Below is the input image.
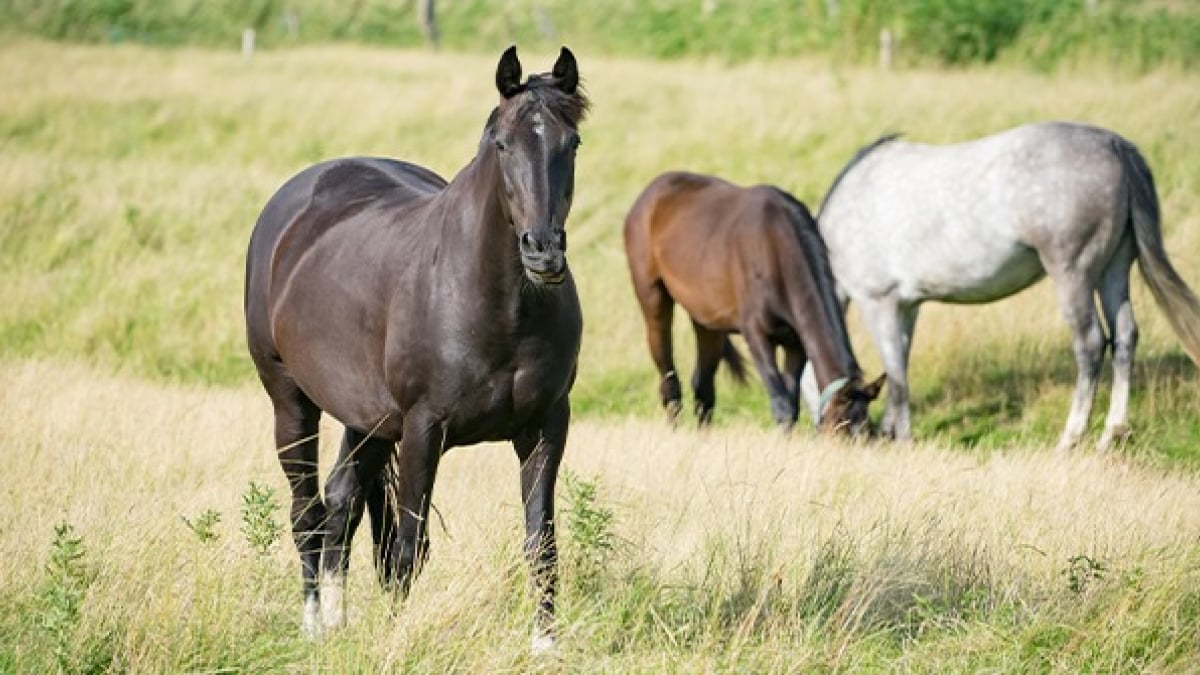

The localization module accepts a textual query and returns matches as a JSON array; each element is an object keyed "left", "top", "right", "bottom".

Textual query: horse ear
[
  {"left": 551, "top": 46, "right": 578, "bottom": 95},
  {"left": 863, "top": 373, "right": 886, "bottom": 400},
  {"left": 496, "top": 45, "right": 523, "bottom": 99}
]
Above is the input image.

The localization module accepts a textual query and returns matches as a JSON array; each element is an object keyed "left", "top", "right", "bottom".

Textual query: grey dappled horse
[{"left": 808, "top": 121, "right": 1200, "bottom": 451}]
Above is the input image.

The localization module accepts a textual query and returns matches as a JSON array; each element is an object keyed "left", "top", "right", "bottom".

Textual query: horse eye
[{"left": 494, "top": 139, "right": 507, "bottom": 152}]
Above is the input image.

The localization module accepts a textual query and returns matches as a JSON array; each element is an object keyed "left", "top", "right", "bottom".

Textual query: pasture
[{"left": 3, "top": 40, "right": 1200, "bottom": 669}]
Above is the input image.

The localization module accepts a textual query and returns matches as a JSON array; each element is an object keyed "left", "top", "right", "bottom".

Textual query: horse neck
[
  {"left": 787, "top": 249, "right": 861, "bottom": 389},
  {"left": 434, "top": 145, "right": 523, "bottom": 290},
  {"left": 806, "top": 321, "right": 861, "bottom": 391}
]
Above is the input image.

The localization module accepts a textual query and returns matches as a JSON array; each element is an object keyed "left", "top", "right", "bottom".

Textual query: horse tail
[
  {"left": 721, "top": 337, "right": 749, "bottom": 384},
  {"left": 1116, "top": 137, "right": 1200, "bottom": 364}
]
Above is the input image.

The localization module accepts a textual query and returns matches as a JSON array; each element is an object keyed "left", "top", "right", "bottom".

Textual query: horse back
[
  {"left": 244, "top": 158, "right": 449, "bottom": 432},
  {"left": 625, "top": 172, "right": 815, "bottom": 331},
  {"left": 818, "top": 122, "right": 1128, "bottom": 303}
]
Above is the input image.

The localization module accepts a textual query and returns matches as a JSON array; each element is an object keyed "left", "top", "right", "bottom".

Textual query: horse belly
[
  {"left": 274, "top": 314, "right": 402, "bottom": 437},
  {"left": 909, "top": 240, "right": 1045, "bottom": 304}
]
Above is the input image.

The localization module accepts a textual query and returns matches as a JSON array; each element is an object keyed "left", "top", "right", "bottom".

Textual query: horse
[
  {"left": 244, "top": 46, "right": 588, "bottom": 651},
  {"left": 623, "top": 171, "right": 884, "bottom": 433},
  {"left": 810, "top": 121, "right": 1200, "bottom": 451}
]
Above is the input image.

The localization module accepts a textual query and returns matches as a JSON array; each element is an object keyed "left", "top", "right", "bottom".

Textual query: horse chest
[{"left": 390, "top": 297, "right": 580, "bottom": 442}]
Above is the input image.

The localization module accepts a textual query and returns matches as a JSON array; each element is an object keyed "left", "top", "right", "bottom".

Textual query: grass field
[
  {"left": 5, "top": 360, "right": 1200, "bottom": 671},
  {"left": 3, "top": 40, "right": 1200, "bottom": 669}
]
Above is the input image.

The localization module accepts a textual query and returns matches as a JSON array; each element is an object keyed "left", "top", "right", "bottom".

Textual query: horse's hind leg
[
  {"left": 265, "top": 379, "right": 325, "bottom": 636},
  {"left": 1051, "top": 273, "right": 1108, "bottom": 452},
  {"left": 635, "top": 280, "right": 683, "bottom": 422},
  {"left": 319, "top": 427, "right": 393, "bottom": 629},
  {"left": 691, "top": 322, "right": 725, "bottom": 425},
  {"left": 365, "top": 451, "right": 400, "bottom": 589},
  {"left": 1097, "top": 238, "right": 1138, "bottom": 451}
]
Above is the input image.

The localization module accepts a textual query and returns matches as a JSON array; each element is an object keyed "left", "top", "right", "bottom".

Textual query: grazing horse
[
  {"left": 811, "top": 121, "right": 1200, "bottom": 451},
  {"left": 244, "top": 46, "right": 588, "bottom": 650},
  {"left": 624, "top": 172, "right": 883, "bottom": 432}
]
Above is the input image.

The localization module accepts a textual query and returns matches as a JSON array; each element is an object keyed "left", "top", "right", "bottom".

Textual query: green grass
[{"left": 3, "top": 41, "right": 1200, "bottom": 465}]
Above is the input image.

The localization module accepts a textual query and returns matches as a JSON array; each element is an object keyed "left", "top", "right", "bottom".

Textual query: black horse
[{"left": 244, "top": 46, "right": 587, "bottom": 650}]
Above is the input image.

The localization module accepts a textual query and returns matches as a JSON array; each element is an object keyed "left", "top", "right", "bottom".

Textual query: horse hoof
[
  {"left": 302, "top": 597, "right": 323, "bottom": 639},
  {"left": 1097, "top": 424, "right": 1131, "bottom": 452},
  {"left": 531, "top": 626, "right": 557, "bottom": 655},
  {"left": 769, "top": 396, "right": 796, "bottom": 429},
  {"left": 1054, "top": 437, "right": 1080, "bottom": 454},
  {"left": 320, "top": 575, "right": 346, "bottom": 630},
  {"left": 665, "top": 400, "right": 683, "bottom": 425}
]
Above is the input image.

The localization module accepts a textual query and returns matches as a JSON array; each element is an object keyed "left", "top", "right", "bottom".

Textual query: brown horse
[
  {"left": 244, "top": 47, "right": 587, "bottom": 650},
  {"left": 624, "top": 172, "right": 883, "bottom": 432}
]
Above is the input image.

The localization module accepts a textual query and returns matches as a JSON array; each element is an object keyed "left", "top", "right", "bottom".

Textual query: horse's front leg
[
  {"left": 782, "top": 346, "right": 808, "bottom": 420},
  {"left": 386, "top": 411, "right": 445, "bottom": 598},
  {"left": 743, "top": 328, "right": 796, "bottom": 430},
  {"left": 513, "top": 395, "right": 569, "bottom": 654},
  {"left": 858, "top": 297, "right": 918, "bottom": 440}
]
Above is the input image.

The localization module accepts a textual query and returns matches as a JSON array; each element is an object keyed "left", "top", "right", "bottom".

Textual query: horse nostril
[
  {"left": 554, "top": 229, "right": 567, "bottom": 252},
  {"left": 520, "top": 231, "right": 537, "bottom": 252}
]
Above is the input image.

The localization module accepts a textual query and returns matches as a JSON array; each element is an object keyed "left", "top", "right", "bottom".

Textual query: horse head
[
  {"left": 818, "top": 373, "right": 885, "bottom": 437},
  {"left": 491, "top": 46, "right": 589, "bottom": 286}
]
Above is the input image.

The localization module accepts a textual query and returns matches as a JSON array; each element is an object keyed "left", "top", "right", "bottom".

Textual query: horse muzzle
[
  {"left": 518, "top": 229, "right": 567, "bottom": 285},
  {"left": 521, "top": 253, "right": 567, "bottom": 285}
]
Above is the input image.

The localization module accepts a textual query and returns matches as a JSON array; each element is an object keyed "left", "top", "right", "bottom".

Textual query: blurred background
[
  {"left": 2, "top": 0, "right": 1198, "bottom": 70},
  {"left": 2, "top": 0, "right": 1198, "bottom": 458}
]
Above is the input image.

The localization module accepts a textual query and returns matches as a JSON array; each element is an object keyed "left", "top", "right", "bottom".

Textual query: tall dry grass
[{"left": 3, "top": 360, "right": 1199, "bottom": 670}]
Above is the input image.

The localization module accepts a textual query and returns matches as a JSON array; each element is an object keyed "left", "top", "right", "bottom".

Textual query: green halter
[{"left": 816, "top": 377, "right": 850, "bottom": 425}]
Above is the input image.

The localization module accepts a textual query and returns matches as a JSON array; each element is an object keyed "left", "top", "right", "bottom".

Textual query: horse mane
[
  {"left": 817, "top": 133, "right": 901, "bottom": 220},
  {"left": 771, "top": 186, "right": 861, "bottom": 377}
]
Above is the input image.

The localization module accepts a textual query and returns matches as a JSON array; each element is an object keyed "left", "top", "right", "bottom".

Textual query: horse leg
[
  {"left": 691, "top": 322, "right": 725, "bottom": 425},
  {"left": 858, "top": 296, "right": 918, "bottom": 440},
  {"left": 1097, "top": 240, "right": 1138, "bottom": 451},
  {"left": 319, "top": 427, "right": 393, "bottom": 630},
  {"left": 782, "top": 346, "right": 808, "bottom": 420},
  {"left": 388, "top": 410, "right": 444, "bottom": 599},
  {"left": 743, "top": 327, "right": 795, "bottom": 430},
  {"left": 267, "top": 381, "right": 325, "bottom": 636},
  {"left": 365, "top": 450, "right": 400, "bottom": 589},
  {"left": 513, "top": 395, "right": 569, "bottom": 654},
  {"left": 1051, "top": 274, "right": 1107, "bottom": 452},
  {"left": 635, "top": 281, "right": 682, "bottom": 423}
]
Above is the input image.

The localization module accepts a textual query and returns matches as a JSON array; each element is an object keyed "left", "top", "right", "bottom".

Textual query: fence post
[
  {"left": 242, "top": 28, "right": 256, "bottom": 60},
  {"left": 418, "top": 0, "right": 440, "bottom": 49}
]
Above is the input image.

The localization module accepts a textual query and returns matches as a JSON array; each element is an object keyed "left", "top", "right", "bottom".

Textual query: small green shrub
[
  {"left": 240, "top": 482, "right": 283, "bottom": 558},
  {"left": 181, "top": 508, "right": 222, "bottom": 544},
  {"left": 561, "top": 470, "right": 616, "bottom": 592},
  {"left": 37, "top": 523, "right": 94, "bottom": 673}
]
